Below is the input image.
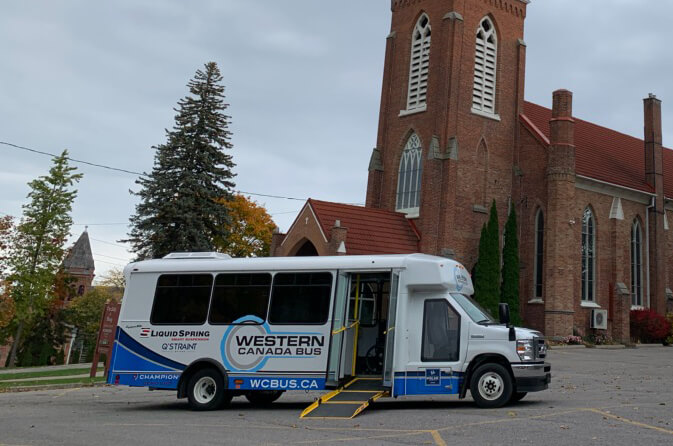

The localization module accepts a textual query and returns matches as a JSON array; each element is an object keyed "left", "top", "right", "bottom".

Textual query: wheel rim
[
  {"left": 478, "top": 372, "right": 504, "bottom": 401},
  {"left": 193, "top": 376, "right": 217, "bottom": 404}
]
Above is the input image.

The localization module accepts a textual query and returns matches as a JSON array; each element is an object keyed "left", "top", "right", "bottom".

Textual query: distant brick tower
[
  {"left": 643, "top": 95, "right": 668, "bottom": 315},
  {"left": 62, "top": 229, "right": 95, "bottom": 302},
  {"left": 366, "top": 0, "right": 529, "bottom": 268}
]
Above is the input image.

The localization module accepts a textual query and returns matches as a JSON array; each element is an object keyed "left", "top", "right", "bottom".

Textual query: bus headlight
[{"left": 516, "top": 340, "right": 535, "bottom": 361}]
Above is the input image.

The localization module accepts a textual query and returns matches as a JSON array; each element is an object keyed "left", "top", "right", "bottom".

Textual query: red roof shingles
[
  {"left": 521, "top": 101, "right": 673, "bottom": 197},
  {"left": 308, "top": 199, "right": 420, "bottom": 255}
]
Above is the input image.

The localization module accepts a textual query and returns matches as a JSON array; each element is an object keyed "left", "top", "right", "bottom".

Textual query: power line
[
  {"left": 0, "top": 141, "right": 144, "bottom": 176},
  {"left": 73, "top": 222, "right": 128, "bottom": 226},
  {"left": 90, "top": 237, "right": 130, "bottom": 249},
  {"left": 94, "top": 258, "right": 127, "bottom": 267},
  {"left": 93, "top": 252, "right": 131, "bottom": 262},
  {"left": 1, "top": 140, "right": 314, "bottom": 202},
  {"left": 237, "top": 191, "right": 305, "bottom": 201}
]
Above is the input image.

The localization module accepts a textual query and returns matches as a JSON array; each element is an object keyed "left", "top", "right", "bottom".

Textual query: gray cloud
[{"left": 2, "top": 0, "right": 672, "bottom": 279}]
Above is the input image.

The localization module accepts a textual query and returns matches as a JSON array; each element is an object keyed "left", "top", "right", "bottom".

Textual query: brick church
[{"left": 271, "top": 0, "right": 673, "bottom": 341}]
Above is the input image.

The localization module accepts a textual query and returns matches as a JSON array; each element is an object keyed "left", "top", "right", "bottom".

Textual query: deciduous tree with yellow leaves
[{"left": 216, "top": 195, "right": 276, "bottom": 258}]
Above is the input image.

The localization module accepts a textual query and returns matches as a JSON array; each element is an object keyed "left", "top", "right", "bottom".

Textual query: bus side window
[
  {"left": 150, "top": 274, "right": 213, "bottom": 325},
  {"left": 268, "top": 272, "right": 332, "bottom": 325},
  {"left": 209, "top": 273, "right": 272, "bottom": 324},
  {"left": 421, "top": 299, "right": 460, "bottom": 362}
]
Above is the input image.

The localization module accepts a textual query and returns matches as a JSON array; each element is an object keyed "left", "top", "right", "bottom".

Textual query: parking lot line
[
  {"left": 52, "top": 388, "right": 80, "bottom": 399},
  {"left": 588, "top": 408, "right": 673, "bottom": 436},
  {"left": 434, "top": 407, "right": 586, "bottom": 433},
  {"left": 100, "top": 402, "right": 673, "bottom": 445},
  {"left": 429, "top": 429, "right": 447, "bottom": 446}
]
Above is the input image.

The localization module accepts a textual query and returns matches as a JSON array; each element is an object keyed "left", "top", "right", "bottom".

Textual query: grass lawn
[
  {"left": 0, "top": 376, "right": 106, "bottom": 391},
  {"left": 0, "top": 367, "right": 104, "bottom": 381}
]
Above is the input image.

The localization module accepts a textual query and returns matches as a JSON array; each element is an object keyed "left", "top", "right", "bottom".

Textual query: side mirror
[{"left": 499, "top": 303, "right": 510, "bottom": 326}]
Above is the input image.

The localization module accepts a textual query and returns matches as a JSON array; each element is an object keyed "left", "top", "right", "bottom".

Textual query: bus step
[{"left": 300, "top": 377, "right": 388, "bottom": 419}]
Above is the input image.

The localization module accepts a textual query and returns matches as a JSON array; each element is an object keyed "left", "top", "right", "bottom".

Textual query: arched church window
[
  {"left": 396, "top": 133, "right": 423, "bottom": 215},
  {"left": 581, "top": 207, "right": 596, "bottom": 302},
  {"left": 406, "top": 14, "right": 431, "bottom": 111},
  {"left": 631, "top": 219, "right": 643, "bottom": 307},
  {"left": 472, "top": 17, "right": 498, "bottom": 115},
  {"left": 534, "top": 209, "right": 544, "bottom": 299}
]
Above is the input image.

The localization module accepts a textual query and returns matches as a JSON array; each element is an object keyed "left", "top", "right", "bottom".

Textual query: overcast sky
[{"left": 2, "top": 0, "right": 673, "bottom": 280}]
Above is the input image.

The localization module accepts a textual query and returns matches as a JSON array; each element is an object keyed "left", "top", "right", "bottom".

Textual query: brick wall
[
  {"left": 273, "top": 205, "right": 331, "bottom": 256},
  {"left": 367, "top": 0, "right": 527, "bottom": 270}
]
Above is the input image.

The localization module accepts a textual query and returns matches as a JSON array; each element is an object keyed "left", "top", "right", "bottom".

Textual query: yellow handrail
[
  {"left": 351, "top": 274, "right": 361, "bottom": 376},
  {"left": 332, "top": 320, "right": 359, "bottom": 335}
]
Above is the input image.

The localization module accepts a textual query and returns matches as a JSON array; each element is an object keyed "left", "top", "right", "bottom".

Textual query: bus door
[
  {"left": 382, "top": 271, "right": 399, "bottom": 387},
  {"left": 326, "top": 272, "right": 350, "bottom": 386}
]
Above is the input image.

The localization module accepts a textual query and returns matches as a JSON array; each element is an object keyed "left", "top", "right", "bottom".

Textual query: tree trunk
[{"left": 7, "top": 321, "right": 24, "bottom": 368}]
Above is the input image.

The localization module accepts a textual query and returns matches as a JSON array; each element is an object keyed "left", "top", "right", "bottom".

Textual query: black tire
[
  {"left": 509, "top": 391, "right": 527, "bottom": 403},
  {"left": 364, "top": 344, "right": 385, "bottom": 375},
  {"left": 186, "top": 368, "right": 229, "bottom": 411},
  {"left": 469, "top": 363, "right": 513, "bottom": 408},
  {"left": 245, "top": 390, "right": 284, "bottom": 406}
]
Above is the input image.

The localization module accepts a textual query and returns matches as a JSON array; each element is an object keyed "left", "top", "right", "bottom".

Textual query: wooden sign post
[{"left": 90, "top": 302, "right": 121, "bottom": 379}]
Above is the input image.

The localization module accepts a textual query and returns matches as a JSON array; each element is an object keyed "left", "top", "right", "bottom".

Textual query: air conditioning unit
[{"left": 590, "top": 309, "right": 608, "bottom": 330}]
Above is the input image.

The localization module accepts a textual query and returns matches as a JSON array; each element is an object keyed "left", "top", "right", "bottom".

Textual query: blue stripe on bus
[
  {"left": 394, "top": 376, "right": 462, "bottom": 396},
  {"left": 108, "top": 327, "right": 186, "bottom": 386}
]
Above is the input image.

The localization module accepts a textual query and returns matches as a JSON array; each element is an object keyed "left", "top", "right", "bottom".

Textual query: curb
[
  {"left": 592, "top": 344, "right": 626, "bottom": 349},
  {"left": 635, "top": 343, "right": 671, "bottom": 348},
  {"left": 0, "top": 382, "right": 107, "bottom": 394},
  {"left": 548, "top": 344, "right": 586, "bottom": 350}
]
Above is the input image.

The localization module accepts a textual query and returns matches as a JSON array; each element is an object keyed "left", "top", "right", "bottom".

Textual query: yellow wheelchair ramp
[{"left": 300, "top": 377, "right": 388, "bottom": 419}]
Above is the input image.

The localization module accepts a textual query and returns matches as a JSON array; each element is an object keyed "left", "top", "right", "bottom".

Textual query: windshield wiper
[{"left": 476, "top": 319, "right": 493, "bottom": 325}]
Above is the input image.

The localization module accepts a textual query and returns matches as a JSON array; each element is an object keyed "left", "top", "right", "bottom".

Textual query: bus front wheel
[
  {"left": 187, "top": 368, "right": 231, "bottom": 411},
  {"left": 469, "top": 363, "right": 513, "bottom": 408}
]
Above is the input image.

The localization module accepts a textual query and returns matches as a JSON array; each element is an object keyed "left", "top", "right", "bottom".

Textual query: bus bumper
[{"left": 511, "top": 362, "right": 551, "bottom": 392}]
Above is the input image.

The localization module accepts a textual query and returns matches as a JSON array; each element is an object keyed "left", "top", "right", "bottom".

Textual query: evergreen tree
[
  {"left": 5, "top": 151, "right": 81, "bottom": 367},
  {"left": 473, "top": 223, "right": 489, "bottom": 308},
  {"left": 127, "top": 62, "right": 236, "bottom": 259},
  {"left": 473, "top": 200, "right": 500, "bottom": 317},
  {"left": 501, "top": 205, "right": 521, "bottom": 325}
]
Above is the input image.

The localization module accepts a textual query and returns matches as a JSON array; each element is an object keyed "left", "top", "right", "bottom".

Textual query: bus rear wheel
[
  {"left": 469, "top": 363, "right": 513, "bottom": 408},
  {"left": 187, "top": 368, "right": 230, "bottom": 411},
  {"left": 245, "top": 390, "right": 284, "bottom": 406}
]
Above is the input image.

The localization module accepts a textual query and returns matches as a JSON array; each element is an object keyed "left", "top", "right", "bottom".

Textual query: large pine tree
[
  {"left": 473, "top": 200, "right": 501, "bottom": 317},
  {"left": 127, "top": 62, "right": 236, "bottom": 259},
  {"left": 501, "top": 205, "right": 521, "bottom": 325}
]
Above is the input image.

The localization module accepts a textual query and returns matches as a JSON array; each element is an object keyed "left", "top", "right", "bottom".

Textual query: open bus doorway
[{"left": 346, "top": 272, "right": 391, "bottom": 377}]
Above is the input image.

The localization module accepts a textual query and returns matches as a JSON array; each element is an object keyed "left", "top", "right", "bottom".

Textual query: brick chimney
[
  {"left": 329, "top": 220, "right": 348, "bottom": 256},
  {"left": 644, "top": 94, "right": 663, "bottom": 191},
  {"left": 544, "top": 89, "right": 576, "bottom": 338},
  {"left": 548, "top": 89, "right": 575, "bottom": 177},
  {"left": 644, "top": 94, "right": 667, "bottom": 314},
  {"left": 269, "top": 227, "right": 285, "bottom": 257}
]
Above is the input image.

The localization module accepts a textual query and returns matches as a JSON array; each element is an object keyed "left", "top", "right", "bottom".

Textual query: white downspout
[{"left": 646, "top": 197, "right": 655, "bottom": 309}]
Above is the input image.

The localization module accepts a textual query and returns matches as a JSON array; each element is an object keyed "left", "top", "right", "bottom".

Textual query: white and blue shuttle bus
[{"left": 108, "top": 253, "right": 550, "bottom": 416}]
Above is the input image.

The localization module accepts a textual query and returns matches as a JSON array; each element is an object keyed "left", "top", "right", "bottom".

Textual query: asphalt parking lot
[{"left": 1, "top": 346, "right": 672, "bottom": 446}]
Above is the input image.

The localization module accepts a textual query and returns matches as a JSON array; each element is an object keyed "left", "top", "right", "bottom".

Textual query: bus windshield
[{"left": 450, "top": 293, "right": 496, "bottom": 325}]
